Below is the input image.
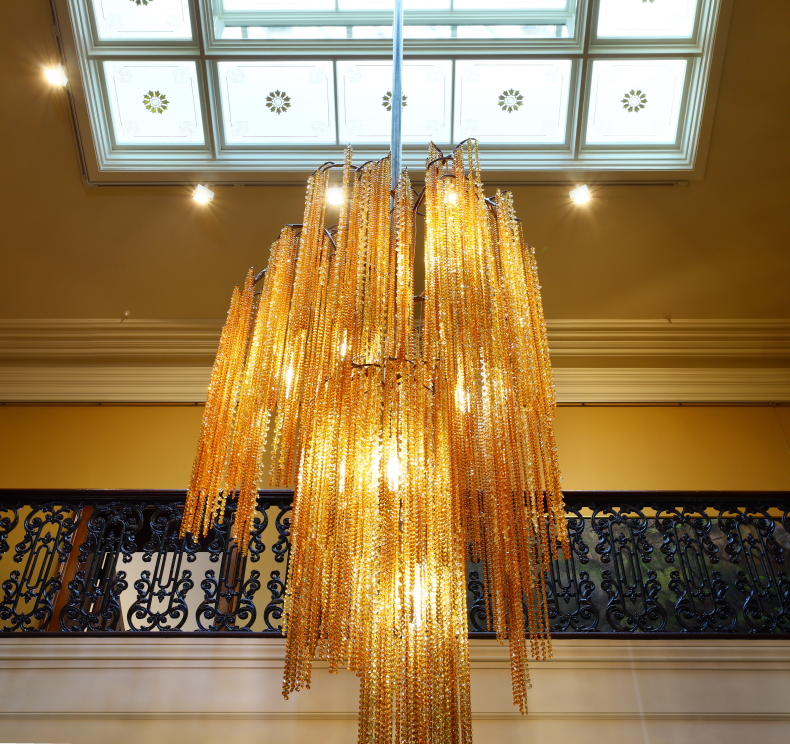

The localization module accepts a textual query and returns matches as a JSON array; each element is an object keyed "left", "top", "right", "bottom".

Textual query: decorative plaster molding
[
  {"left": 547, "top": 319, "right": 790, "bottom": 359},
  {"left": 1, "top": 638, "right": 789, "bottom": 672},
  {"left": 1, "top": 638, "right": 788, "bottom": 741},
  {"left": 0, "top": 365, "right": 788, "bottom": 403},
  {"left": 0, "top": 320, "right": 789, "bottom": 402},
  {"left": 0, "top": 319, "right": 224, "bottom": 364},
  {"left": 1, "top": 319, "right": 789, "bottom": 364},
  {"left": 0, "top": 711, "right": 787, "bottom": 721},
  {"left": 552, "top": 367, "right": 790, "bottom": 402},
  {"left": 0, "top": 366, "right": 211, "bottom": 403}
]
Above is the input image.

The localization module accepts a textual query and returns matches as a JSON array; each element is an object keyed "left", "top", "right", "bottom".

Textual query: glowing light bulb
[
  {"left": 455, "top": 382, "right": 469, "bottom": 413},
  {"left": 326, "top": 187, "right": 345, "bottom": 205},
  {"left": 569, "top": 184, "right": 591, "bottom": 205},
  {"left": 193, "top": 184, "right": 215, "bottom": 205},
  {"left": 446, "top": 190, "right": 458, "bottom": 204},
  {"left": 386, "top": 450, "right": 401, "bottom": 491},
  {"left": 45, "top": 65, "right": 68, "bottom": 86}
]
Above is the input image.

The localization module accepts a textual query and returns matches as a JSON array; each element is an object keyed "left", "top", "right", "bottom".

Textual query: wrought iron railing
[{"left": 0, "top": 490, "right": 788, "bottom": 636}]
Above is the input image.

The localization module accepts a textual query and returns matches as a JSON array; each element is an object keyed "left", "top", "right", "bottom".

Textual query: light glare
[
  {"left": 192, "top": 184, "right": 215, "bottom": 205},
  {"left": 45, "top": 65, "right": 68, "bottom": 86},
  {"left": 386, "top": 450, "right": 401, "bottom": 491},
  {"left": 326, "top": 187, "right": 345, "bottom": 205},
  {"left": 569, "top": 184, "right": 591, "bottom": 205}
]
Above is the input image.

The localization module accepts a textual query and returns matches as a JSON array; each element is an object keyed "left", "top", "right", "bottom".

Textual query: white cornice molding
[
  {"left": 1, "top": 319, "right": 789, "bottom": 363},
  {"left": 0, "top": 367, "right": 212, "bottom": 403},
  {"left": 3, "top": 637, "right": 788, "bottom": 735},
  {"left": 1, "top": 637, "right": 788, "bottom": 670},
  {"left": 0, "top": 366, "right": 788, "bottom": 403},
  {"left": 547, "top": 319, "right": 790, "bottom": 358},
  {"left": 553, "top": 367, "right": 790, "bottom": 402},
  {"left": 0, "top": 319, "right": 789, "bottom": 402},
  {"left": 1, "top": 712, "right": 787, "bottom": 721},
  {"left": 0, "top": 319, "right": 224, "bottom": 363}
]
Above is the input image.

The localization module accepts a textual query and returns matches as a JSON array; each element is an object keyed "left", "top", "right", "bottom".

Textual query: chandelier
[{"left": 182, "top": 4, "right": 568, "bottom": 743}]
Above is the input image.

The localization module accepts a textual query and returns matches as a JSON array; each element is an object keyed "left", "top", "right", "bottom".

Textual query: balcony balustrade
[{"left": 0, "top": 490, "right": 788, "bottom": 637}]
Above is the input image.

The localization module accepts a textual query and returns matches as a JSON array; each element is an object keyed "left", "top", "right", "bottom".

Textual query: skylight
[{"left": 59, "top": 0, "right": 723, "bottom": 180}]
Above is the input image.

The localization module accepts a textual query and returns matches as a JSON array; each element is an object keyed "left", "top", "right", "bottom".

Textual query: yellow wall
[
  {"left": 0, "top": 405, "right": 203, "bottom": 489},
  {"left": 555, "top": 405, "right": 790, "bottom": 491},
  {"left": 0, "top": 404, "right": 788, "bottom": 491}
]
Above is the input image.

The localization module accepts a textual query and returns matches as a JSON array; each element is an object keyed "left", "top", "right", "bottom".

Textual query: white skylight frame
[{"left": 54, "top": 0, "right": 728, "bottom": 183}]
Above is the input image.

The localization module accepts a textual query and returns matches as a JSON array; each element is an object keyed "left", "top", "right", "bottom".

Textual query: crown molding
[
  {"left": 547, "top": 319, "right": 790, "bottom": 359},
  {"left": 0, "top": 320, "right": 224, "bottom": 364},
  {"left": 1, "top": 636, "right": 788, "bottom": 669},
  {"left": 0, "top": 367, "right": 211, "bottom": 403},
  {"left": 1, "top": 319, "right": 789, "bottom": 364},
  {"left": 553, "top": 367, "right": 790, "bottom": 403},
  {"left": 0, "top": 319, "right": 789, "bottom": 402},
  {"left": 0, "top": 366, "right": 787, "bottom": 403}
]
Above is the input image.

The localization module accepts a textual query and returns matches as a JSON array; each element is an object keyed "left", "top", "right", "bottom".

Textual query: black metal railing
[{"left": 0, "top": 490, "right": 788, "bottom": 636}]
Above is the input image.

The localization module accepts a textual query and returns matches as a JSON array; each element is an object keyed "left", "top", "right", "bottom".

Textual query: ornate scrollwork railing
[{"left": 0, "top": 490, "right": 788, "bottom": 636}]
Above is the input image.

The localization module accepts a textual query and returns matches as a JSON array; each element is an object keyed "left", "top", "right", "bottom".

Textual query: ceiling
[{"left": 1, "top": 0, "right": 789, "bottom": 322}]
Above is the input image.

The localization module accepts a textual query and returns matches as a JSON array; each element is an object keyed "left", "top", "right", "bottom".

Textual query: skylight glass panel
[
  {"left": 337, "top": 61, "right": 452, "bottom": 144},
  {"left": 597, "top": 0, "right": 698, "bottom": 39},
  {"left": 67, "top": 0, "right": 721, "bottom": 174},
  {"left": 454, "top": 60, "right": 572, "bottom": 144},
  {"left": 454, "top": 0, "right": 569, "bottom": 8},
  {"left": 244, "top": 26, "right": 349, "bottom": 39},
  {"left": 403, "top": 26, "right": 454, "bottom": 38},
  {"left": 351, "top": 26, "right": 393, "bottom": 38},
  {"left": 340, "top": 1, "right": 451, "bottom": 8},
  {"left": 217, "top": 61, "right": 336, "bottom": 144},
  {"left": 348, "top": 26, "right": 458, "bottom": 39},
  {"left": 91, "top": 0, "right": 192, "bottom": 40},
  {"left": 103, "top": 61, "right": 204, "bottom": 144},
  {"left": 222, "top": 1, "right": 335, "bottom": 9},
  {"left": 456, "top": 25, "right": 568, "bottom": 38},
  {"left": 585, "top": 59, "right": 687, "bottom": 144}
]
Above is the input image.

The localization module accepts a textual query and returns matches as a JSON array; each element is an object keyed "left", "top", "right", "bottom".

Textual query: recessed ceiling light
[
  {"left": 569, "top": 184, "right": 591, "bottom": 205},
  {"left": 326, "top": 187, "right": 345, "bottom": 205},
  {"left": 45, "top": 65, "right": 68, "bottom": 86},
  {"left": 193, "top": 184, "right": 215, "bottom": 205}
]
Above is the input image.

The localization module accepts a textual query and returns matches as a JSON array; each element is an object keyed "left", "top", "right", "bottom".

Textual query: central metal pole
[{"left": 391, "top": 0, "right": 404, "bottom": 190}]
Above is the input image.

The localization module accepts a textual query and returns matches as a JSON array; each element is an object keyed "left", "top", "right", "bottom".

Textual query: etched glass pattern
[
  {"left": 91, "top": 0, "right": 192, "bottom": 40},
  {"left": 597, "top": 0, "right": 698, "bottom": 39},
  {"left": 218, "top": 61, "right": 336, "bottom": 144},
  {"left": 586, "top": 59, "right": 688, "bottom": 144},
  {"left": 103, "top": 61, "right": 204, "bottom": 145},
  {"left": 337, "top": 61, "right": 452, "bottom": 143},
  {"left": 455, "top": 59, "right": 572, "bottom": 144}
]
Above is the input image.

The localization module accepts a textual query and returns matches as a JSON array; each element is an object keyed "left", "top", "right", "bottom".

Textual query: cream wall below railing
[
  {"left": 0, "top": 404, "right": 788, "bottom": 490},
  {"left": 0, "top": 638, "right": 788, "bottom": 744}
]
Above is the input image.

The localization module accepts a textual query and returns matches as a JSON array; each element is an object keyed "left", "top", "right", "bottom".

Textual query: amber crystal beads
[{"left": 182, "top": 141, "right": 567, "bottom": 744}]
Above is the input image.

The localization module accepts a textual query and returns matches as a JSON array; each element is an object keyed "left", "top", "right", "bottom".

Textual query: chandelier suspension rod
[{"left": 391, "top": 0, "right": 404, "bottom": 190}]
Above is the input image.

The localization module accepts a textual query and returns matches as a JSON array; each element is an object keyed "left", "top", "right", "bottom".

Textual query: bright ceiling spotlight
[
  {"left": 326, "top": 186, "right": 345, "bottom": 205},
  {"left": 192, "top": 184, "right": 215, "bottom": 205},
  {"left": 569, "top": 184, "right": 591, "bottom": 205},
  {"left": 44, "top": 65, "right": 68, "bottom": 86}
]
